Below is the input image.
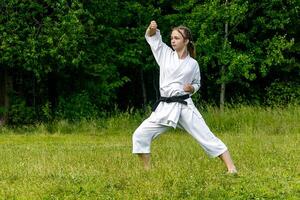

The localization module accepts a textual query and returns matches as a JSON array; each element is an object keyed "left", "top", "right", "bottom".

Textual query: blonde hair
[{"left": 172, "top": 25, "right": 196, "bottom": 58}]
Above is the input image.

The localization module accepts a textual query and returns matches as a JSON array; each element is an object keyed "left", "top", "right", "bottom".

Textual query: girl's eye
[{"left": 171, "top": 36, "right": 180, "bottom": 40}]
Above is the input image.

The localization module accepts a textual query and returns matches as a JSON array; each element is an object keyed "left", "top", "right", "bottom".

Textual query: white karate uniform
[{"left": 132, "top": 30, "right": 227, "bottom": 157}]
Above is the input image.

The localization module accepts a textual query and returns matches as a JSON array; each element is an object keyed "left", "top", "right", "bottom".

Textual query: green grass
[{"left": 0, "top": 105, "right": 299, "bottom": 199}]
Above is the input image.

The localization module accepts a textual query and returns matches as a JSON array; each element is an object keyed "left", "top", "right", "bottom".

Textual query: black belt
[{"left": 152, "top": 94, "right": 190, "bottom": 111}]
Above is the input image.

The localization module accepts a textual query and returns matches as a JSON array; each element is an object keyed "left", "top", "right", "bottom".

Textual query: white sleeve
[
  {"left": 191, "top": 63, "right": 201, "bottom": 94},
  {"left": 145, "top": 29, "right": 173, "bottom": 67}
]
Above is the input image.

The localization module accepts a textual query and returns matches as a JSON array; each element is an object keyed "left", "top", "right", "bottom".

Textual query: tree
[
  {"left": 187, "top": 0, "right": 296, "bottom": 107},
  {"left": 0, "top": 1, "right": 90, "bottom": 123}
]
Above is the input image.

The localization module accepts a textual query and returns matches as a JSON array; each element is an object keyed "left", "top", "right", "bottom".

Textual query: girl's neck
[{"left": 176, "top": 49, "right": 188, "bottom": 59}]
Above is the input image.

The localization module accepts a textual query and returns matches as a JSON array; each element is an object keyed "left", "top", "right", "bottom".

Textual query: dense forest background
[{"left": 0, "top": 0, "right": 299, "bottom": 124}]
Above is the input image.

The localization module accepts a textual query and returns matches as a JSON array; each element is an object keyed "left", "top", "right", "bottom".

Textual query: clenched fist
[
  {"left": 146, "top": 20, "right": 157, "bottom": 36},
  {"left": 183, "top": 84, "right": 194, "bottom": 93}
]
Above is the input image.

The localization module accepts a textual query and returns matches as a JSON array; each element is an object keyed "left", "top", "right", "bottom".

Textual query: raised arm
[{"left": 145, "top": 21, "right": 173, "bottom": 67}]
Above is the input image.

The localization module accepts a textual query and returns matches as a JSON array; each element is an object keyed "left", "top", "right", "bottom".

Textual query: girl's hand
[
  {"left": 183, "top": 84, "right": 194, "bottom": 93},
  {"left": 146, "top": 21, "right": 157, "bottom": 36}
]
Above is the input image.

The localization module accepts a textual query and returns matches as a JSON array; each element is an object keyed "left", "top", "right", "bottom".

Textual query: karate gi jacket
[{"left": 146, "top": 30, "right": 202, "bottom": 128}]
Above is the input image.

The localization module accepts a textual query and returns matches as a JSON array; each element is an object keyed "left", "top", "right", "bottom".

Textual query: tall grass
[
  {"left": 0, "top": 105, "right": 299, "bottom": 199},
  {"left": 1, "top": 104, "right": 298, "bottom": 136},
  {"left": 203, "top": 104, "right": 300, "bottom": 135}
]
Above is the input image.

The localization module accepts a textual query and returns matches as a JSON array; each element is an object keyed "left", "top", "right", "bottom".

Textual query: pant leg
[
  {"left": 178, "top": 107, "right": 228, "bottom": 157},
  {"left": 132, "top": 117, "right": 169, "bottom": 154}
]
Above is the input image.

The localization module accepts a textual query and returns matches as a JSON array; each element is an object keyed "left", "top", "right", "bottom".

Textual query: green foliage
[
  {"left": 0, "top": 107, "right": 6, "bottom": 117},
  {"left": 40, "top": 101, "right": 52, "bottom": 122},
  {"left": 183, "top": 0, "right": 299, "bottom": 104},
  {"left": 0, "top": 0, "right": 299, "bottom": 124},
  {"left": 261, "top": 35, "right": 294, "bottom": 76},
  {"left": 265, "top": 81, "right": 300, "bottom": 106},
  {"left": 56, "top": 92, "right": 98, "bottom": 121},
  {"left": 195, "top": 1, "right": 294, "bottom": 75},
  {"left": 1, "top": 0, "right": 130, "bottom": 124},
  {"left": 0, "top": 0, "right": 86, "bottom": 78},
  {"left": 8, "top": 97, "right": 36, "bottom": 125}
]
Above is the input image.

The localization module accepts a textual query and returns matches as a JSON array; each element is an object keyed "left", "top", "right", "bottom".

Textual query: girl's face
[{"left": 171, "top": 30, "right": 188, "bottom": 52}]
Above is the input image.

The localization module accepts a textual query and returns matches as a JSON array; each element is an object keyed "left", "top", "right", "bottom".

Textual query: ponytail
[{"left": 187, "top": 41, "right": 196, "bottom": 58}]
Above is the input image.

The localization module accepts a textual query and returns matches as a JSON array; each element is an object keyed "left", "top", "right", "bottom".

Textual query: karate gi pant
[{"left": 132, "top": 106, "right": 228, "bottom": 158}]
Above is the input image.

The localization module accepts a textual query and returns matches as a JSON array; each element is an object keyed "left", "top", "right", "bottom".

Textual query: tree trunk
[
  {"left": 220, "top": 0, "right": 229, "bottom": 112},
  {"left": 48, "top": 72, "right": 58, "bottom": 111},
  {"left": 0, "top": 68, "right": 12, "bottom": 125},
  {"left": 220, "top": 67, "right": 226, "bottom": 112}
]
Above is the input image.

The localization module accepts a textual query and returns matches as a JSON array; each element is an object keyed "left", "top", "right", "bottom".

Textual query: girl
[{"left": 132, "top": 21, "right": 237, "bottom": 174}]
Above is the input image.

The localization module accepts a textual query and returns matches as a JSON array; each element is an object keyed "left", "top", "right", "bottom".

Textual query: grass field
[{"left": 0, "top": 105, "right": 299, "bottom": 199}]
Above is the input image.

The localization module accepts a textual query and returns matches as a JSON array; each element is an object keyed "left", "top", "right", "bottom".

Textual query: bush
[
  {"left": 265, "top": 81, "right": 300, "bottom": 106},
  {"left": 8, "top": 97, "right": 36, "bottom": 125},
  {"left": 0, "top": 106, "right": 6, "bottom": 117},
  {"left": 55, "top": 92, "right": 98, "bottom": 121}
]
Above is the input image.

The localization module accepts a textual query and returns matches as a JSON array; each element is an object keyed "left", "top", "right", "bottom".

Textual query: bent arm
[
  {"left": 183, "top": 65, "right": 201, "bottom": 94},
  {"left": 191, "top": 64, "right": 201, "bottom": 94},
  {"left": 145, "top": 21, "right": 173, "bottom": 67}
]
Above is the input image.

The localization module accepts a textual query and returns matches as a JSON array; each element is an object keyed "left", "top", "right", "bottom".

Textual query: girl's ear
[{"left": 185, "top": 39, "right": 189, "bottom": 45}]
